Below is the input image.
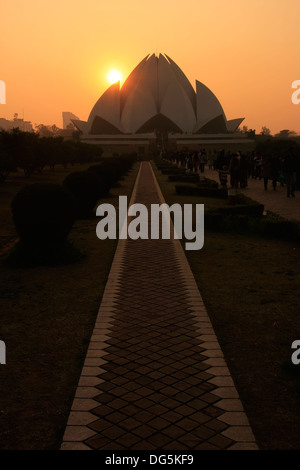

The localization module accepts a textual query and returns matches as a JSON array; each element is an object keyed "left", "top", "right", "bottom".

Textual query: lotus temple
[{"left": 73, "top": 53, "right": 254, "bottom": 154}]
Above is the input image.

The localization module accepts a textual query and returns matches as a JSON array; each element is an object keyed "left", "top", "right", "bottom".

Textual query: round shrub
[
  {"left": 63, "top": 170, "right": 107, "bottom": 218},
  {"left": 89, "top": 155, "right": 136, "bottom": 189},
  {"left": 99, "top": 159, "right": 123, "bottom": 186},
  {"left": 11, "top": 183, "right": 77, "bottom": 245},
  {"left": 88, "top": 164, "right": 112, "bottom": 192}
]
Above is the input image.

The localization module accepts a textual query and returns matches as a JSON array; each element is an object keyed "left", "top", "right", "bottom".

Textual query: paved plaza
[
  {"left": 205, "top": 167, "right": 300, "bottom": 222},
  {"left": 61, "top": 162, "right": 258, "bottom": 451}
]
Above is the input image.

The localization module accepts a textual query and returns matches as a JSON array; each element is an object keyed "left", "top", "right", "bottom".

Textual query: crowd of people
[{"left": 162, "top": 147, "right": 299, "bottom": 198}]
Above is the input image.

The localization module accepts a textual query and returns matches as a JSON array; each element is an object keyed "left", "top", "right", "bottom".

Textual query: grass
[
  {"left": 4, "top": 239, "right": 85, "bottom": 267},
  {"left": 153, "top": 159, "right": 300, "bottom": 450},
  {"left": 0, "top": 162, "right": 139, "bottom": 450}
]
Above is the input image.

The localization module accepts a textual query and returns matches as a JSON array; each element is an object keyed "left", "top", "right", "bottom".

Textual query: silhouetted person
[
  {"left": 216, "top": 149, "right": 226, "bottom": 170},
  {"left": 262, "top": 155, "right": 272, "bottom": 190},
  {"left": 283, "top": 148, "right": 297, "bottom": 197},
  {"left": 198, "top": 150, "right": 205, "bottom": 173},
  {"left": 219, "top": 164, "right": 228, "bottom": 189},
  {"left": 239, "top": 153, "right": 249, "bottom": 188},
  {"left": 229, "top": 152, "right": 241, "bottom": 189},
  {"left": 270, "top": 156, "right": 280, "bottom": 190},
  {"left": 253, "top": 153, "right": 262, "bottom": 179}
]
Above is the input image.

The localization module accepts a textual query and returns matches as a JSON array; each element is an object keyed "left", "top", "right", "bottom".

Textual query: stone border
[{"left": 61, "top": 164, "right": 142, "bottom": 450}]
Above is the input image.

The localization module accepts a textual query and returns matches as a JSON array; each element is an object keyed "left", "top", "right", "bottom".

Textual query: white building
[
  {"left": 0, "top": 114, "right": 33, "bottom": 132},
  {"left": 73, "top": 53, "right": 253, "bottom": 153},
  {"left": 62, "top": 111, "right": 80, "bottom": 129}
]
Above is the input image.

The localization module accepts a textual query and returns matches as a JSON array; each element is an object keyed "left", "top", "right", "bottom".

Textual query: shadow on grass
[
  {"left": 4, "top": 239, "right": 85, "bottom": 267},
  {"left": 281, "top": 360, "right": 300, "bottom": 379}
]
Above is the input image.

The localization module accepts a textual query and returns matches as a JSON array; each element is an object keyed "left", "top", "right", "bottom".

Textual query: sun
[{"left": 107, "top": 69, "right": 123, "bottom": 85}]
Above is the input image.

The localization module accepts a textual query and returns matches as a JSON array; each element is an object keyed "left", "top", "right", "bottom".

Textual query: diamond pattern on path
[{"left": 61, "top": 162, "right": 258, "bottom": 451}]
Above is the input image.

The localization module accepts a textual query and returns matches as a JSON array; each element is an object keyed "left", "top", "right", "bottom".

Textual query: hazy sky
[{"left": 1, "top": 0, "right": 300, "bottom": 134}]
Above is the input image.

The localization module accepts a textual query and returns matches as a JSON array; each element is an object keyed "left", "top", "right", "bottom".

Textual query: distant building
[
  {"left": 72, "top": 53, "right": 254, "bottom": 153},
  {"left": 0, "top": 113, "right": 33, "bottom": 132},
  {"left": 62, "top": 112, "right": 80, "bottom": 129}
]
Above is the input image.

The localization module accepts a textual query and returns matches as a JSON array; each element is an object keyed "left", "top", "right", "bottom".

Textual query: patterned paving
[{"left": 61, "top": 162, "right": 258, "bottom": 451}]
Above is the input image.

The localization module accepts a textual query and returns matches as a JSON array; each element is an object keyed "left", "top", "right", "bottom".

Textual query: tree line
[{"left": 0, "top": 128, "right": 103, "bottom": 183}]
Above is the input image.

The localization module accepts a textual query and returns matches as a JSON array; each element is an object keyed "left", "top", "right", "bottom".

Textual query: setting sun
[{"left": 107, "top": 69, "right": 123, "bottom": 85}]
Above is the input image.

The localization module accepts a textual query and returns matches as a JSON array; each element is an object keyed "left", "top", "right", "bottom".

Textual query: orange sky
[{"left": 1, "top": 0, "right": 300, "bottom": 134}]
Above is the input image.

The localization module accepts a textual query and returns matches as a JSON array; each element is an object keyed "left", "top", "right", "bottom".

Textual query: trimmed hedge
[
  {"left": 208, "top": 201, "right": 264, "bottom": 217},
  {"left": 89, "top": 154, "right": 136, "bottom": 189},
  {"left": 88, "top": 164, "right": 112, "bottom": 192},
  {"left": 175, "top": 184, "right": 227, "bottom": 199},
  {"left": 197, "top": 178, "right": 219, "bottom": 189},
  {"left": 205, "top": 213, "right": 251, "bottom": 232},
  {"left": 161, "top": 167, "right": 186, "bottom": 175},
  {"left": 258, "top": 212, "right": 300, "bottom": 241},
  {"left": 64, "top": 154, "right": 136, "bottom": 218},
  {"left": 63, "top": 170, "right": 107, "bottom": 218},
  {"left": 154, "top": 162, "right": 175, "bottom": 170},
  {"left": 168, "top": 174, "right": 201, "bottom": 183}
]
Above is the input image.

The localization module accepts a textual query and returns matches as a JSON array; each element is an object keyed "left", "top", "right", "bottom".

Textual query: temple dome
[{"left": 73, "top": 53, "right": 243, "bottom": 135}]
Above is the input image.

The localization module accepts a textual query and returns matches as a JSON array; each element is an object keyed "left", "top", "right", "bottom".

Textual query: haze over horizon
[{"left": 1, "top": 0, "right": 300, "bottom": 134}]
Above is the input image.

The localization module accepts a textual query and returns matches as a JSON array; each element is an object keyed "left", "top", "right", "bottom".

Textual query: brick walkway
[
  {"left": 205, "top": 167, "right": 300, "bottom": 221},
  {"left": 61, "top": 162, "right": 258, "bottom": 451}
]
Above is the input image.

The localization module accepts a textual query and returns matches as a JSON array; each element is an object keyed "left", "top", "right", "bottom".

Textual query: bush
[
  {"left": 89, "top": 154, "right": 136, "bottom": 189},
  {"left": 210, "top": 202, "right": 264, "bottom": 217},
  {"left": 161, "top": 167, "right": 186, "bottom": 175},
  {"left": 88, "top": 164, "right": 112, "bottom": 192},
  {"left": 205, "top": 213, "right": 252, "bottom": 232},
  {"left": 0, "top": 149, "right": 16, "bottom": 183},
  {"left": 175, "top": 184, "right": 226, "bottom": 198},
  {"left": 11, "top": 183, "right": 76, "bottom": 245},
  {"left": 168, "top": 174, "right": 200, "bottom": 183},
  {"left": 198, "top": 178, "right": 219, "bottom": 189},
  {"left": 63, "top": 170, "right": 107, "bottom": 218},
  {"left": 155, "top": 163, "right": 175, "bottom": 171},
  {"left": 258, "top": 212, "right": 300, "bottom": 241}
]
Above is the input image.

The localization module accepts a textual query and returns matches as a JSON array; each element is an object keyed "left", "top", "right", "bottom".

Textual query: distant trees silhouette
[
  {"left": 0, "top": 128, "right": 103, "bottom": 182},
  {"left": 274, "top": 129, "right": 298, "bottom": 138},
  {"left": 260, "top": 126, "right": 271, "bottom": 136}
]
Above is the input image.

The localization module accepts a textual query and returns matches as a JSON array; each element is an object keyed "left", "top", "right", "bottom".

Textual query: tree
[
  {"left": 49, "top": 124, "right": 61, "bottom": 136},
  {"left": 35, "top": 124, "right": 54, "bottom": 137},
  {"left": 261, "top": 126, "right": 271, "bottom": 136},
  {"left": 0, "top": 147, "right": 13, "bottom": 183},
  {"left": 274, "top": 129, "right": 297, "bottom": 138}
]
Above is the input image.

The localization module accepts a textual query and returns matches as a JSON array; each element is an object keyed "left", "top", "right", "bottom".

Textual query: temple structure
[{"left": 73, "top": 53, "right": 254, "bottom": 153}]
